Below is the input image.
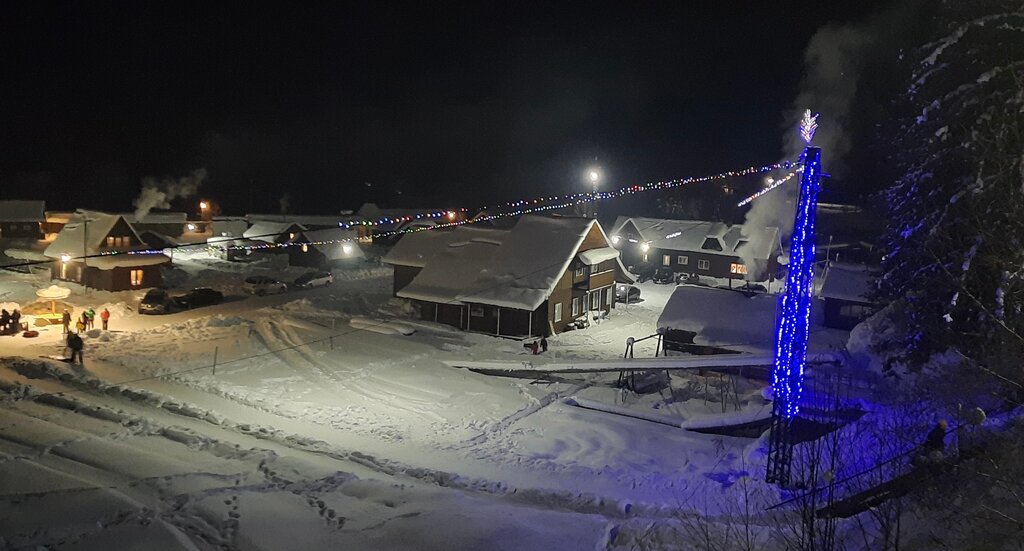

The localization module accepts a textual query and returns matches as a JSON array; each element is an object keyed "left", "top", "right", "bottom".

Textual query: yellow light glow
[
  {"left": 640, "top": 242, "right": 650, "bottom": 252},
  {"left": 199, "top": 201, "right": 209, "bottom": 210},
  {"left": 60, "top": 253, "right": 71, "bottom": 263}
]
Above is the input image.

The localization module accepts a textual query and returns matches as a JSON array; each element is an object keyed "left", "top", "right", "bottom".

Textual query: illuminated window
[
  {"left": 554, "top": 302, "right": 562, "bottom": 322},
  {"left": 289, "top": 232, "right": 296, "bottom": 240},
  {"left": 60, "top": 262, "right": 67, "bottom": 279},
  {"left": 678, "top": 255, "right": 688, "bottom": 265},
  {"left": 107, "top": 236, "right": 114, "bottom": 247},
  {"left": 574, "top": 265, "right": 586, "bottom": 278},
  {"left": 697, "top": 259, "right": 710, "bottom": 270},
  {"left": 730, "top": 263, "right": 748, "bottom": 275},
  {"left": 130, "top": 269, "right": 144, "bottom": 287},
  {"left": 662, "top": 255, "right": 671, "bottom": 266},
  {"left": 606, "top": 288, "right": 612, "bottom": 305},
  {"left": 302, "top": 244, "right": 309, "bottom": 253}
]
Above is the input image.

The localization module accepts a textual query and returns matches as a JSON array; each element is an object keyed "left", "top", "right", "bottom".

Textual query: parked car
[
  {"left": 173, "top": 288, "right": 224, "bottom": 309},
  {"left": 293, "top": 271, "right": 334, "bottom": 288},
  {"left": 652, "top": 267, "right": 676, "bottom": 284},
  {"left": 243, "top": 276, "right": 287, "bottom": 295},
  {"left": 139, "top": 289, "right": 174, "bottom": 315},
  {"left": 615, "top": 284, "right": 641, "bottom": 303},
  {"left": 630, "top": 263, "right": 657, "bottom": 283}
]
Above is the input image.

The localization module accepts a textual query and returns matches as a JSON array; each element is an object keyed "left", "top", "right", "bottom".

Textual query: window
[
  {"left": 107, "top": 236, "right": 114, "bottom": 247},
  {"left": 662, "top": 254, "right": 671, "bottom": 266},
  {"left": 574, "top": 264, "right": 586, "bottom": 278},
  {"left": 590, "top": 292, "right": 600, "bottom": 310},
  {"left": 60, "top": 262, "right": 67, "bottom": 279},
  {"left": 730, "top": 263, "right": 748, "bottom": 275},
  {"left": 606, "top": 287, "right": 613, "bottom": 305},
  {"left": 554, "top": 302, "right": 563, "bottom": 322},
  {"left": 678, "top": 255, "right": 688, "bottom": 265},
  {"left": 697, "top": 259, "right": 710, "bottom": 271},
  {"left": 130, "top": 269, "right": 144, "bottom": 287},
  {"left": 572, "top": 297, "right": 581, "bottom": 316},
  {"left": 470, "top": 305, "right": 484, "bottom": 317},
  {"left": 301, "top": 244, "right": 309, "bottom": 253},
  {"left": 701, "top": 238, "right": 723, "bottom": 251}
]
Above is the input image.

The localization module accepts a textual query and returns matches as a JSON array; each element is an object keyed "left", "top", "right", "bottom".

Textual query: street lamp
[
  {"left": 586, "top": 168, "right": 601, "bottom": 218},
  {"left": 60, "top": 253, "right": 71, "bottom": 263},
  {"left": 199, "top": 201, "right": 208, "bottom": 211}
]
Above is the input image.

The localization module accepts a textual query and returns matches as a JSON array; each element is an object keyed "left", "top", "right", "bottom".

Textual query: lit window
[
  {"left": 678, "top": 255, "right": 688, "bottom": 265},
  {"left": 554, "top": 302, "right": 562, "bottom": 322},
  {"left": 730, "top": 263, "right": 748, "bottom": 275},
  {"left": 698, "top": 259, "right": 710, "bottom": 270},
  {"left": 302, "top": 244, "right": 309, "bottom": 253},
  {"left": 662, "top": 255, "right": 671, "bottom": 266},
  {"left": 130, "top": 269, "right": 144, "bottom": 287},
  {"left": 606, "top": 288, "right": 612, "bottom": 305},
  {"left": 107, "top": 236, "right": 114, "bottom": 247},
  {"left": 289, "top": 232, "right": 296, "bottom": 240}
]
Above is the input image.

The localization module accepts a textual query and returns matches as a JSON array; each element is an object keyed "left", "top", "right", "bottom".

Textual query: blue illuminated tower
[{"left": 766, "top": 111, "right": 823, "bottom": 485}]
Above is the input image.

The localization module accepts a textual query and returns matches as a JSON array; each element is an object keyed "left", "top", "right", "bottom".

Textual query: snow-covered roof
[
  {"left": 821, "top": 263, "right": 876, "bottom": 303},
  {"left": 657, "top": 285, "right": 780, "bottom": 348},
  {"left": 578, "top": 247, "right": 620, "bottom": 266},
  {"left": 243, "top": 221, "right": 305, "bottom": 243},
  {"left": 43, "top": 212, "right": 169, "bottom": 269},
  {"left": 610, "top": 217, "right": 779, "bottom": 260},
  {"left": 383, "top": 226, "right": 508, "bottom": 267},
  {"left": 0, "top": 200, "right": 45, "bottom": 222},
  {"left": 458, "top": 216, "right": 604, "bottom": 311},
  {"left": 292, "top": 227, "right": 365, "bottom": 260},
  {"left": 398, "top": 240, "right": 503, "bottom": 304}
]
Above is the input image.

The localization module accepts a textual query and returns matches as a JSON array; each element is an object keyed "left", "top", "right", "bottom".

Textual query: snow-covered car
[
  {"left": 630, "top": 262, "right": 657, "bottom": 283},
  {"left": 615, "top": 284, "right": 641, "bottom": 303},
  {"left": 173, "top": 288, "right": 224, "bottom": 309},
  {"left": 243, "top": 276, "right": 287, "bottom": 295},
  {"left": 293, "top": 271, "right": 333, "bottom": 288},
  {"left": 139, "top": 289, "right": 174, "bottom": 314}
]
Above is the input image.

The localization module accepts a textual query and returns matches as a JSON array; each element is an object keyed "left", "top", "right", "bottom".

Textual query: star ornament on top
[{"left": 799, "top": 109, "right": 819, "bottom": 144}]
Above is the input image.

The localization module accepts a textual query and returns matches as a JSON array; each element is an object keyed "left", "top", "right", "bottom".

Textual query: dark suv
[
  {"left": 139, "top": 289, "right": 173, "bottom": 314},
  {"left": 173, "top": 288, "right": 224, "bottom": 310},
  {"left": 652, "top": 267, "right": 676, "bottom": 284}
]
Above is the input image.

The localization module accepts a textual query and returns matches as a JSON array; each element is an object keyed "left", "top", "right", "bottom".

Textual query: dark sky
[{"left": 0, "top": 1, "right": 894, "bottom": 215}]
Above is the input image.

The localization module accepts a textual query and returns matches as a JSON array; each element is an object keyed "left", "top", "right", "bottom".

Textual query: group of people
[
  {"left": 0, "top": 309, "right": 22, "bottom": 333},
  {"left": 524, "top": 336, "right": 549, "bottom": 355},
  {"left": 61, "top": 307, "right": 110, "bottom": 334}
]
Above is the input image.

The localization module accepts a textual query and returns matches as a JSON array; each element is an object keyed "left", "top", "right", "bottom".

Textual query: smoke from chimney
[{"left": 132, "top": 168, "right": 207, "bottom": 221}]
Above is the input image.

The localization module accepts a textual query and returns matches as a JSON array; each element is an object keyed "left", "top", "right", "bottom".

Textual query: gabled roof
[
  {"left": 43, "top": 211, "right": 165, "bottom": 268},
  {"left": 458, "top": 216, "right": 605, "bottom": 311},
  {"left": 0, "top": 200, "right": 45, "bottom": 222},
  {"left": 383, "top": 226, "right": 508, "bottom": 268},
  {"left": 610, "top": 216, "right": 779, "bottom": 260},
  {"left": 243, "top": 221, "right": 305, "bottom": 243},
  {"left": 398, "top": 239, "right": 503, "bottom": 304}
]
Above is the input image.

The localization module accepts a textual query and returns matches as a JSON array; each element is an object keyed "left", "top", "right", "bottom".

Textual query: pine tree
[{"left": 879, "top": 1, "right": 1024, "bottom": 379}]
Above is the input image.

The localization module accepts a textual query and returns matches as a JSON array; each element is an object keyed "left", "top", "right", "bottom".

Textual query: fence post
[
  {"left": 329, "top": 335, "right": 334, "bottom": 351},
  {"left": 213, "top": 346, "right": 218, "bottom": 376}
]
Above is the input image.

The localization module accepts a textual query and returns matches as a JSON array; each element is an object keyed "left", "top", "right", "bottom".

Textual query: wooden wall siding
[
  {"left": 52, "top": 262, "right": 163, "bottom": 291},
  {"left": 392, "top": 265, "right": 421, "bottom": 296},
  {"left": 548, "top": 268, "right": 575, "bottom": 334},
  {"left": 578, "top": 224, "right": 608, "bottom": 253},
  {"left": 1, "top": 222, "right": 43, "bottom": 239},
  {"left": 589, "top": 270, "right": 615, "bottom": 291},
  {"left": 651, "top": 247, "right": 775, "bottom": 282}
]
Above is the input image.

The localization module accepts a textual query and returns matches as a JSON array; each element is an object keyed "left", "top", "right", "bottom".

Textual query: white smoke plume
[
  {"left": 132, "top": 168, "right": 207, "bottom": 220},
  {"left": 738, "top": 18, "right": 877, "bottom": 279},
  {"left": 279, "top": 192, "right": 292, "bottom": 214}
]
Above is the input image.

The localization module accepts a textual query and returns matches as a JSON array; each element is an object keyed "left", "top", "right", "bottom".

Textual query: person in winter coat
[
  {"left": 100, "top": 308, "right": 110, "bottom": 330},
  {"left": 924, "top": 420, "right": 948, "bottom": 454},
  {"left": 85, "top": 308, "right": 96, "bottom": 330},
  {"left": 11, "top": 309, "right": 21, "bottom": 332},
  {"left": 76, "top": 315, "right": 86, "bottom": 334},
  {"left": 540, "top": 336, "right": 548, "bottom": 353},
  {"left": 0, "top": 309, "right": 9, "bottom": 331},
  {"left": 62, "top": 309, "right": 72, "bottom": 334},
  {"left": 67, "top": 332, "right": 84, "bottom": 365}
]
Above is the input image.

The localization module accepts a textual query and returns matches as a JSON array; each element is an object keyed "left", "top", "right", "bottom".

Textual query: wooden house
[
  {"left": 820, "top": 262, "right": 879, "bottom": 330},
  {"left": 610, "top": 217, "right": 780, "bottom": 282},
  {"left": 43, "top": 212, "right": 169, "bottom": 291},
  {"left": 388, "top": 216, "right": 634, "bottom": 338},
  {"left": 0, "top": 200, "right": 45, "bottom": 239},
  {"left": 286, "top": 227, "right": 365, "bottom": 268}
]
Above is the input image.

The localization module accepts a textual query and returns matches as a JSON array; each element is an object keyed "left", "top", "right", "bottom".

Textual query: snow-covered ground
[{"left": 0, "top": 253, "right": 855, "bottom": 549}]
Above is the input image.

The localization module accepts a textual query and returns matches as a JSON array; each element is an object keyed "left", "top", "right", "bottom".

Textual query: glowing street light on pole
[{"left": 586, "top": 168, "right": 601, "bottom": 218}]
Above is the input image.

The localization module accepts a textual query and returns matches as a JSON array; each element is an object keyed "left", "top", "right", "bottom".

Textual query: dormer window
[
  {"left": 701, "top": 237, "right": 723, "bottom": 251},
  {"left": 106, "top": 236, "right": 130, "bottom": 248},
  {"left": 734, "top": 240, "right": 748, "bottom": 252}
]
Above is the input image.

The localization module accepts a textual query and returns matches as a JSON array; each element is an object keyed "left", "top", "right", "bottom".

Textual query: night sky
[{"left": 0, "top": 1, "right": 895, "bottom": 215}]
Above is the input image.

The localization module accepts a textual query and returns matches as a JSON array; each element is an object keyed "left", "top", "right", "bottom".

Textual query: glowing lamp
[
  {"left": 199, "top": 201, "right": 209, "bottom": 210},
  {"left": 447, "top": 211, "right": 456, "bottom": 220},
  {"left": 60, "top": 253, "right": 71, "bottom": 263},
  {"left": 187, "top": 223, "right": 197, "bottom": 231},
  {"left": 342, "top": 243, "right": 353, "bottom": 254},
  {"left": 589, "top": 170, "right": 600, "bottom": 183},
  {"left": 612, "top": 235, "right": 621, "bottom": 244},
  {"left": 640, "top": 242, "right": 650, "bottom": 252}
]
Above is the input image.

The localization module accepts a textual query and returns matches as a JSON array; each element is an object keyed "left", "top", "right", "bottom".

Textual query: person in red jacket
[{"left": 100, "top": 308, "right": 110, "bottom": 330}]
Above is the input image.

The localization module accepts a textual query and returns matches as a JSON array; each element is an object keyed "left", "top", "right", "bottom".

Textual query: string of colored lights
[
  {"left": 735, "top": 167, "right": 803, "bottom": 207},
  {"left": 772, "top": 110, "right": 822, "bottom": 420},
  {"left": 60, "top": 158, "right": 792, "bottom": 260}
]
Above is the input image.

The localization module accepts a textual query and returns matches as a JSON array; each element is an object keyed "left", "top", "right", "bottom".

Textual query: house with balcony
[
  {"left": 43, "top": 212, "right": 169, "bottom": 291},
  {"left": 388, "top": 215, "right": 633, "bottom": 337},
  {"left": 610, "top": 216, "right": 780, "bottom": 282}
]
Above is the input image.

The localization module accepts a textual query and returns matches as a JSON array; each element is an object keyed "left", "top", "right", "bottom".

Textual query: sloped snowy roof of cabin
[
  {"left": 578, "top": 246, "right": 620, "bottom": 265},
  {"left": 43, "top": 212, "right": 168, "bottom": 268},
  {"left": 382, "top": 226, "right": 508, "bottom": 267},
  {"left": 398, "top": 239, "right": 503, "bottom": 304},
  {"left": 0, "top": 200, "right": 45, "bottom": 222},
  {"left": 243, "top": 221, "right": 305, "bottom": 243},
  {"left": 121, "top": 212, "right": 187, "bottom": 224},
  {"left": 293, "top": 227, "right": 365, "bottom": 260},
  {"left": 820, "top": 263, "right": 876, "bottom": 303},
  {"left": 610, "top": 216, "right": 779, "bottom": 260},
  {"left": 457, "top": 216, "right": 603, "bottom": 311}
]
